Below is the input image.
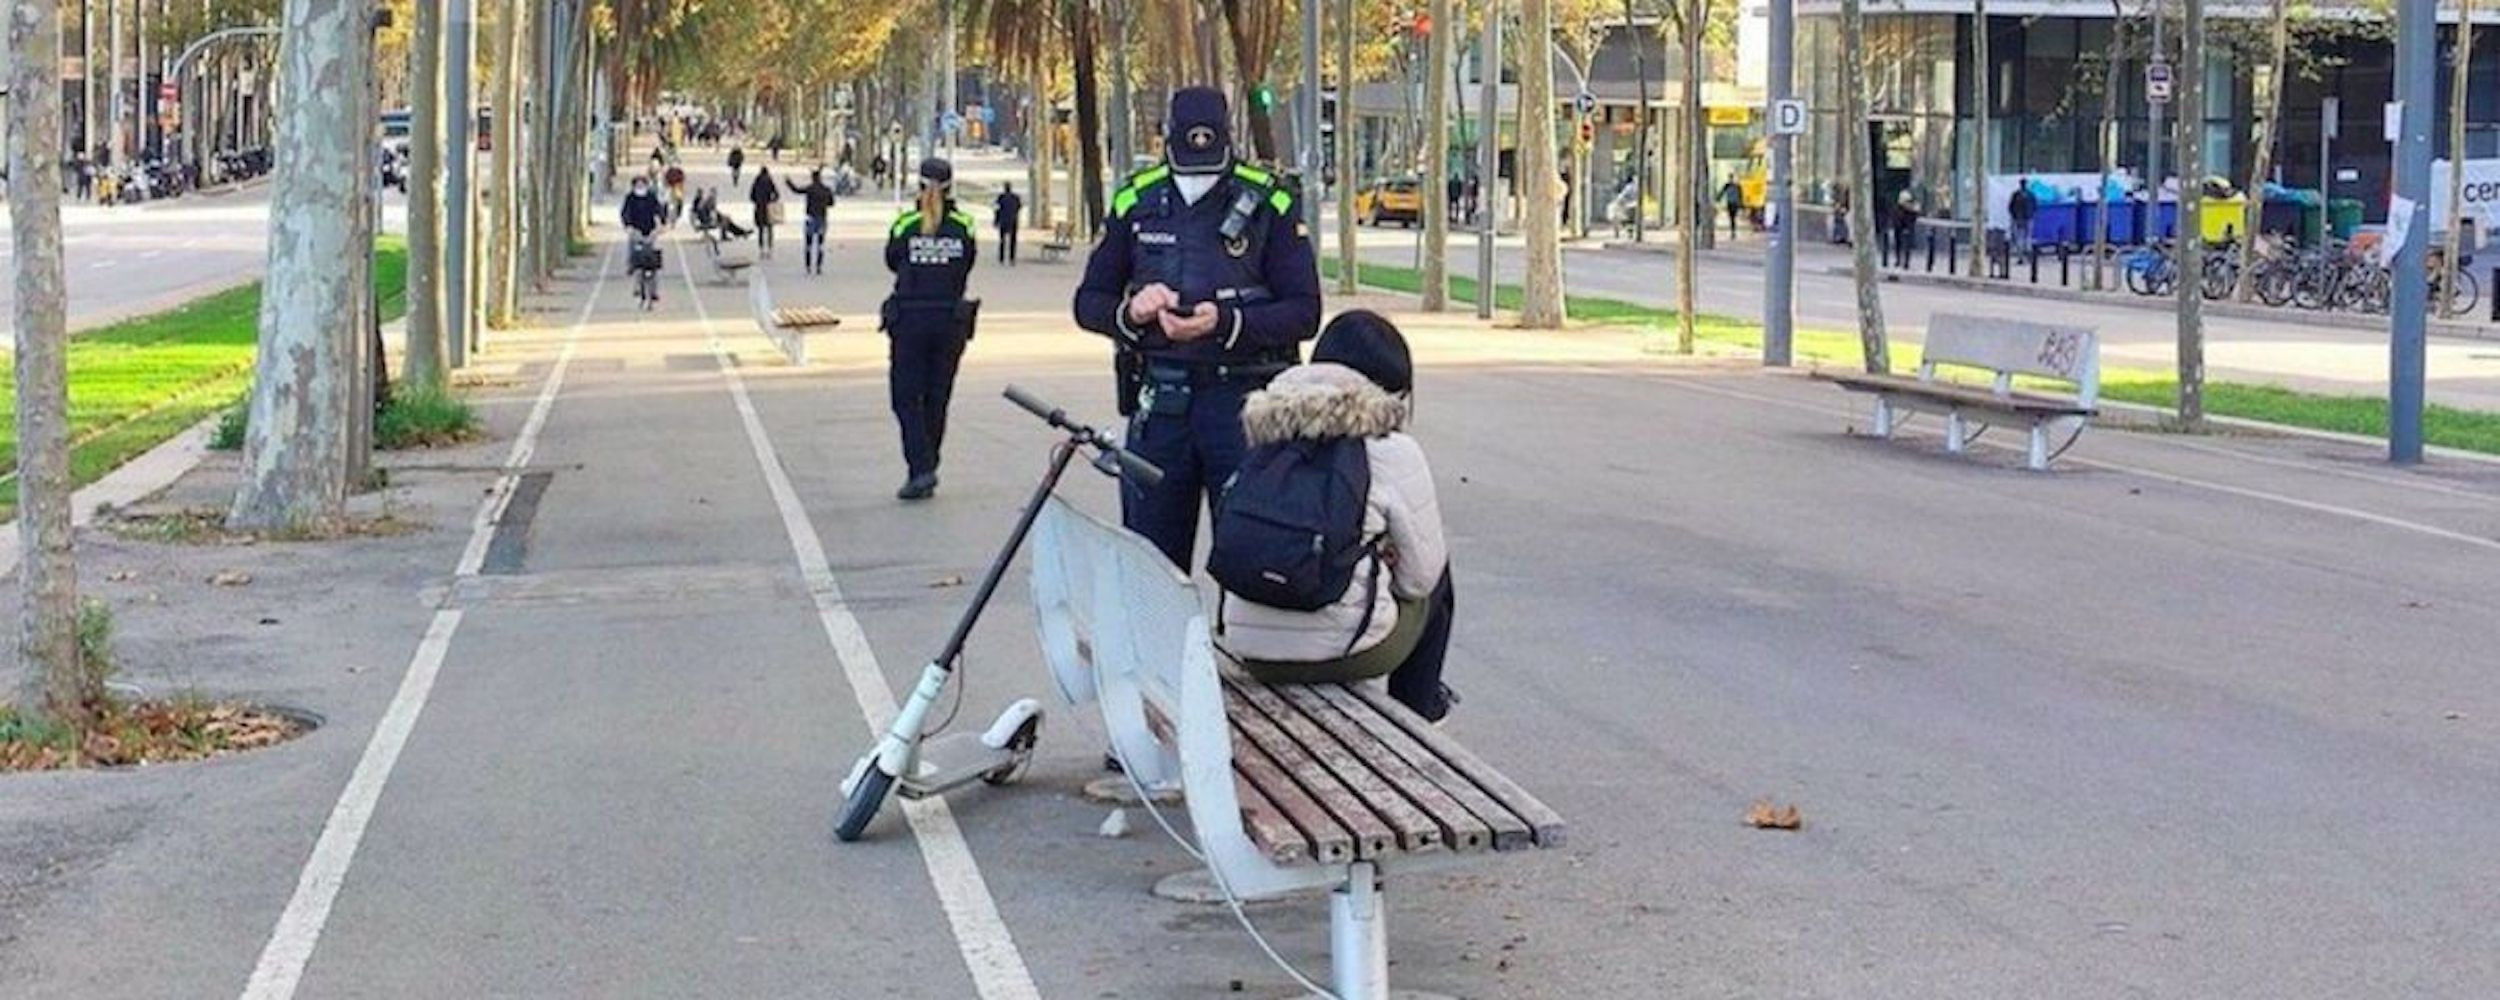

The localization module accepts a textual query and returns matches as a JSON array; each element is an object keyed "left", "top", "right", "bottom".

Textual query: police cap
[{"left": 1165, "top": 86, "right": 1232, "bottom": 175}]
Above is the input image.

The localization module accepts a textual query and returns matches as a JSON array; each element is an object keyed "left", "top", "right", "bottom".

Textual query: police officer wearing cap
[
  {"left": 883, "top": 157, "right": 979, "bottom": 501},
  {"left": 1074, "top": 86, "right": 1322, "bottom": 569}
]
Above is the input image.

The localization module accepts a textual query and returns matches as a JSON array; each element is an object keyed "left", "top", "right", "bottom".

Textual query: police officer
[
  {"left": 1073, "top": 86, "right": 1322, "bottom": 569},
  {"left": 883, "top": 157, "right": 979, "bottom": 501}
]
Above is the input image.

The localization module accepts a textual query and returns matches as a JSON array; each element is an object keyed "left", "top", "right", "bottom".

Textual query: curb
[{"left": 0, "top": 414, "right": 220, "bottom": 580}]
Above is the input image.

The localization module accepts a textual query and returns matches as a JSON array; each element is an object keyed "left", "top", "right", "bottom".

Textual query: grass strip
[
  {"left": 1322, "top": 258, "right": 2500, "bottom": 456},
  {"left": 0, "top": 236, "right": 409, "bottom": 518}
]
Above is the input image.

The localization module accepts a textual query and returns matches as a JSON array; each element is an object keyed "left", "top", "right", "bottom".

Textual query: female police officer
[
  {"left": 1072, "top": 86, "right": 1323, "bottom": 568},
  {"left": 883, "top": 157, "right": 978, "bottom": 501}
]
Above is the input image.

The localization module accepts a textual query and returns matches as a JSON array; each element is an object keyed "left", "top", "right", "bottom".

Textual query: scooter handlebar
[{"left": 1002, "top": 385, "right": 1164, "bottom": 487}]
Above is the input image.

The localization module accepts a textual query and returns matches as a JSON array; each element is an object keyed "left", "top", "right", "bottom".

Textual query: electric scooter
[{"left": 834, "top": 386, "right": 1164, "bottom": 842}]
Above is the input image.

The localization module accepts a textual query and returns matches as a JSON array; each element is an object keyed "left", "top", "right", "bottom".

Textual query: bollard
[
  {"left": 2059, "top": 246, "right": 2071, "bottom": 287},
  {"left": 2029, "top": 248, "right": 2040, "bottom": 284},
  {"left": 1926, "top": 231, "right": 1938, "bottom": 272},
  {"left": 1947, "top": 236, "right": 1959, "bottom": 275},
  {"left": 2491, "top": 266, "right": 2498, "bottom": 323}
]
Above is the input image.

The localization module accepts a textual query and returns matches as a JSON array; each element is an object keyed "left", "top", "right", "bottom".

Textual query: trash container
[
  {"left": 2328, "top": 198, "right": 2365, "bottom": 240},
  {"left": 2201, "top": 194, "right": 2249, "bottom": 244},
  {"left": 2033, "top": 201, "right": 2081, "bottom": 248}
]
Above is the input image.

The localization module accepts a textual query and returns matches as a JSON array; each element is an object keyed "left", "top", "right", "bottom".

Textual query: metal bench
[
  {"left": 1028, "top": 498, "right": 1564, "bottom": 1000},
  {"left": 1035, "top": 221, "right": 1075, "bottom": 263},
  {"left": 746, "top": 271, "right": 839, "bottom": 366},
  {"left": 701, "top": 227, "right": 755, "bottom": 283},
  {"left": 1813, "top": 312, "right": 2099, "bottom": 470}
]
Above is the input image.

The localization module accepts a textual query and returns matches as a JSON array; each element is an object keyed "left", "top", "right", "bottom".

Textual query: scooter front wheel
[{"left": 833, "top": 766, "right": 896, "bottom": 842}]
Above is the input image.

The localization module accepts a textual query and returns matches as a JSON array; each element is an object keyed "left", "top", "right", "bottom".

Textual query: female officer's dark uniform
[
  {"left": 1072, "top": 87, "right": 1322, "bottom": 568},
  {"left": 883, "top": 158, "right": 978, "bottom": 500}
]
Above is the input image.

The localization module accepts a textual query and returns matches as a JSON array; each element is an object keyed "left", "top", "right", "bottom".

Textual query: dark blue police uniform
[
  {"left": 1072, "top": 91, "right": 1322, "bottom": 568},
  {"left": 883, "top": 186, "right": 978, "bottom": 500}
]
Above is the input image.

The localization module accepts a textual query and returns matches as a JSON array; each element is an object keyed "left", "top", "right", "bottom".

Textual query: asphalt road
[
  {"left": 4, "top": 149, "right": 2498, "bottom": 998},
  {"left": 0, "top": 183, "right": 407, "bottom": 336}
]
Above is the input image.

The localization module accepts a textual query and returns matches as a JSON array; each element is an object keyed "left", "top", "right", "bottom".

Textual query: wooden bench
[
  {"left": 1028, "top": 498, "right": 1564, "bottom": 999},
  {"left": 1035, "top": 221, "right": 1075, "bottom": 263},
  {"left": 1813, "top": 312, "right": 2099, "bottom": 470},
  {"left": 746, "top": 271, "right": 839, "bottom": 366}
]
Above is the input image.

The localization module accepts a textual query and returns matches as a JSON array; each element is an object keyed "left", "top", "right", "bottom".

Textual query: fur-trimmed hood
[{"left": 1241, "top": 363, "right": 1408, "bottom": 446}]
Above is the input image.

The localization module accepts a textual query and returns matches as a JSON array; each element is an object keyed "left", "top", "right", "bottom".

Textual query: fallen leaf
[
  {"left": 208, "top": 570, "right": 253, "bottom": 587},
  {"left": 105, "top": 570, "right": 137, "bottom": 583},
  {"left": 2445, "top": 711, "right": 2466, "bottom": 721},
  {"left": 928, "top": 574, "right": 965, "bottom": 589},
  {"left": 257, "top": 617, "right": 281, "bottom": 626},
  {"left": 1745, "top": 800, "right": 1804, "bottom": 831}
]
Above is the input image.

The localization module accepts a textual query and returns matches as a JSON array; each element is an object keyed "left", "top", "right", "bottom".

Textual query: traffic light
[
  {"left": 1413, "top": 12, "right": 1433, "bottom": 36},
  {"left": 1252, "top": 83, "right": 1275, "bottom": 113},
  {"left": 1577, "top": 120, "right": 1595, "bottom": 147}
]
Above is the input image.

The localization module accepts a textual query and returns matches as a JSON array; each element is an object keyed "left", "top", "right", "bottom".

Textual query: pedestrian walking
[
  {"left": 728, "top": 145, "right": 746, "bottom": 187},
  {"left": 1719, "top": 175, "right": 1745, "bottom": 237},
  {"left": 1072, "top": 85, "right": 1323, "bottom": 571},
  {"left": 2008, "top": 176, "right": 2039, "bottom": 261},
  {"left": 993, "top": 183, "right": 1023, "bottom": 266},
  {"left": 767, "top": 134, "right": 785, "bottom": 162},
  {"left": 1212, "top": 310, "right": 1459, "bottom": 722},
  {"left": 1890, "top": 188, "right": 1921, "bottom": 267},
  {"left": 749, "top": 167, "right": 780, "bottom": 258},
  {"left": 881, "top": 158, "right": 979, "bottom": 500},
  {"left": 785, "top": 166, "right": 837, "bottom": 275}
]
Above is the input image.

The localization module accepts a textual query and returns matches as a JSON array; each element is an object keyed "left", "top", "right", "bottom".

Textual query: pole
[
  {"left": 1477, "top": 1, "right": 1501, "bottom": 320},
  {"left": 1108, "top": 0, "right": 1133, "bottom": 174},
  {"left": 1969, "top": 0, "right": 1990, "bottom": 277},
  {"left": 2147, "top": 0, "right": 2164, "bottom": 236},
  {"left": 942, "top": 0, "right": 958, "bottom": 153},
  {"left": 1302, "top": 0, "right": 1323, "bottom": 232},
  {"left": 1629, "top": 0, "right": 1647, "bottom": 244},
  {"left": 447, "top": 0, "right": 474, "bottom": 369},
  {"left": 2389, "top": 0, "right": 2432, "bottom": 462},
  {"left": 108, "top": 0, "right": 122, "bottom": 164},
  {"left": 1764, "top": 0, "right": 1795, "bottom": 365}
]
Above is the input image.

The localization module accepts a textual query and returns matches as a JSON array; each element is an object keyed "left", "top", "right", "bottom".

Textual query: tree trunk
[
  {"left": 1072, "top": 1, "right": 1108, "bottom": 233},
  {"left": 1419, "top": 0, "right": 1452, "bottom": 310},
  {"left": 2442, "top": 0, "right": 2473, "bottom": 318},
  {"left": 488, "top": 0, "right": 523, "bottom": 328},
  {"left": 230, "top": 0, "right": 367, "bottom": 535},
  {"left": 1518, "top": 0, "right": 1567, "bottom": 327},
  {"left": 1677, "top": 0, "right": 1702, "bottom": 351},
  {"left": 2175, "top": 0, "right": 2206, "bottom": 427},
  {"left": 1839, "top": 0, "right": 1890, "bottom": 372},
  {"left": 1219, "top": 0, "right": 1276, "bottom": 162},
  {"left": 2235, "top": 0, "right": 2286, "bottom": 301},
  {"left": 2091, "top": 1, "right": 2126, "bottom": 292},
  {"left": 10, "top": 0, "right": 88, "bottom": 727},
  {"left": 1334, "top": 0, "right": 1357, "bottom": 295},
  {"left": 1969, "top": 0, "right": 1991, "bottom": 276},
  {"left": 405, "top": 0, "right": 447, "bottom": 389}
]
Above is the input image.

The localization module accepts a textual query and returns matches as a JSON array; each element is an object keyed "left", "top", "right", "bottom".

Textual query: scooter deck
[{"left": 897, "top": 732, "right": 1016, "bottom": 800}]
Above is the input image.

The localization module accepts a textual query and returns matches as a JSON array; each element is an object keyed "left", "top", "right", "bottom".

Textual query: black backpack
[{"left": 1209, "top": 437, "right": 1377, "bottom": 614}]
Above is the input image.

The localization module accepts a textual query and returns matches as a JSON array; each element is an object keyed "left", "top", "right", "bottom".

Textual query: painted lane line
[
  {"left": 239, "top": 245, "right": 616, "bottom": 1000},
  {"left": 1612, "top": 367, "right": 2500, "bottom": 555},
  {"left": 674, "top": 248, "right": 1044, "bottom": 1000}
]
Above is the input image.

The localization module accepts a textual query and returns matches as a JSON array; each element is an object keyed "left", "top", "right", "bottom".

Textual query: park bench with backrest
[
  {"left": 1813, "top": 312, "right": 2100, "bottom": 471},
  {"left": 1036, "top": 221, "right": 1076, "bottom": 262},
  {"left": 701, "top": 226, "right": 755, "bottom": 284},
  {"left": 747, "top": 272, "right": 839, "bottom": 366},
  {"left": 1027, "top": 498, "right": 1565, "bottom": 1000}
]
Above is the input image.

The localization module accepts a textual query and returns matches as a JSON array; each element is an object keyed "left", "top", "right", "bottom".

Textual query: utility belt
[
  {"left": 880, "top": 296, "right": 979, "bottom": 338},
  {"left": 1132, "top": 355, "right": 1293, "bottom": 419}
]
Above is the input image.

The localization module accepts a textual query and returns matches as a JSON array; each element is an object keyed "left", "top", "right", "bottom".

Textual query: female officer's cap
[
  {"left": 1165, "top": 87, "right": 1232, "bottom": 176},
  {"left": 918, "top": 158, "right": 954, "bottom": 186}
]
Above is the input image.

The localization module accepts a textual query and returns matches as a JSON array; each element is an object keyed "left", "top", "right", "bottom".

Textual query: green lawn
[
  {"left": 1322, "top": 258, "right": 2500, "bottom": 456},
  {"left": 0, "top": 236, "right": 409, "bottom": 515}
]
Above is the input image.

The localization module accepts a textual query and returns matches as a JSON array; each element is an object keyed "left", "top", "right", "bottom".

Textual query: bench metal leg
[
  {"left": 1944, "top": 410, "right": 1968, "bottom": 454},
  {"left": 2027, "top": 422, "right": 2050, "bottom": 471},
  {"left": 1331, "top": 862, "right": 1387, "bottom": 1000},
  {"left": 1871, "top": 397, "right": 1897, "bottom": 439}
]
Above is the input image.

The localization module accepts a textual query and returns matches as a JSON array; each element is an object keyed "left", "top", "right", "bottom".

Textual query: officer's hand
[
  {"left": 1125, "top": 283, "right": 1179, "bottom": 325},
  {"left": 1160, "top": 302, "right": 1221, "bottom": 342}
]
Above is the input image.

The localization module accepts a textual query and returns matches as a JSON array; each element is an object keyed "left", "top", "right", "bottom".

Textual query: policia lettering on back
[{"left": 1072, "top": 86, "right": 1324, "bottom": 571}]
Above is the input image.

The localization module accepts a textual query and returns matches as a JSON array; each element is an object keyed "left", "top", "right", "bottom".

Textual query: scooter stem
[{"left": 926, "top": 439, "right": 1082, "bottom": 675}]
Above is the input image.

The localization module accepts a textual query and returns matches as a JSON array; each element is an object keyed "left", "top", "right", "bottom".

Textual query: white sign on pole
[
  {"left": 2383, "top": 194, "right": 2417, "bottom": 265},
  {"left": 2385, "top": 101, "right": 2403, "bottom": 143},
  {"left": 2322, "top": 96, "right": 2341, "bottom": 140},
  {"left": 1574, "top": 91, "right": 1597, "bottom": 117},
  {"left": 2145, "top": 62, "right": 2173, "bottom": 104},
  {"left": 1771, "top": 99, "right": 1808, "bottom": 135}
]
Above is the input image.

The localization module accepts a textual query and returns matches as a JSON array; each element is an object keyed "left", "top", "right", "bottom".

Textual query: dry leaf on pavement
[
  {"left": 208, "top": 570, "right": 253, "bottom": 587},
  {"left": 1745, "top": 800, "right": 1803, "bottom": 831}
]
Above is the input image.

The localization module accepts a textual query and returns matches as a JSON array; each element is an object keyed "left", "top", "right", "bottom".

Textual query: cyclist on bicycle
[{"left": 622, "top": 176, "right": 666, "bottom": 303}]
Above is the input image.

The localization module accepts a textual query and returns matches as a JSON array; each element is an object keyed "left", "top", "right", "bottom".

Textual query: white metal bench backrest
[
  {"left": 1920, "top": 312, "right": 2100, "bottom": 407},
  {"left": 1028, "top": 498, "right": 1338, "bottom": 897}
]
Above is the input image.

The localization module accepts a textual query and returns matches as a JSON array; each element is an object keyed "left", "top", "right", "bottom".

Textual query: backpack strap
[{"left": 1340, "top": 537, "right": 1387, "bottom": 657}]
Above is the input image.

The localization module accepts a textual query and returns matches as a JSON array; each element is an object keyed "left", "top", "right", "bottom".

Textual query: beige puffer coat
[{"left": 1218, "top": 363, "right": 1448, "bottom": 662}]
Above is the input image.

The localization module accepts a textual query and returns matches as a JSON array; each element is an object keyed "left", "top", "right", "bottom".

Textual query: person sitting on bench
[
  {"left": 1211, "top": 311, "right": 1459, "bottom": 722},
  {"left": 695, "top": 188, "right": 752, "bottom": 240}
]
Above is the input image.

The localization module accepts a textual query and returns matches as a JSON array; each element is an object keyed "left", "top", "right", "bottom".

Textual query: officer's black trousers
[
  {"left": 1120, "top": 377, "right": 1253, "bottom": 571},
  {"left": 887, "top": 317, "right": 970, "bottom": 480}
]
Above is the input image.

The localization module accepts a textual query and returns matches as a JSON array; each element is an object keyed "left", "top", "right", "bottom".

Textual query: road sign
[
  {"left": 1771, "top": 99, "right": 1808, "bottom": 136},
  {"left": 2144, "top": 61, "right": 2173, "bottom": 104},
  {"left": 1574, "top": 90, "right": 1597, "bottom": 117},
  {"left": 2322, "top": 96, "right": 2340, "bottom": 140}
]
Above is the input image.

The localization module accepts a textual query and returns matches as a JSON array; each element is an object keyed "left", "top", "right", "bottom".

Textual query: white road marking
[
  {"left": 673, "top": 244, "right": 1045, "bottom": 1000},
  {"left": 1615, "top": 367, "right": 2500, "bottom": 554},
  {"left": 239, "top": 245, "right": 615, "bottom": 1000}
]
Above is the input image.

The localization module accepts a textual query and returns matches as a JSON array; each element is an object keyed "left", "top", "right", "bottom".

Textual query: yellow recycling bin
[{"left": 2200, "top": 194, "right": 2249, "bottom": 244}]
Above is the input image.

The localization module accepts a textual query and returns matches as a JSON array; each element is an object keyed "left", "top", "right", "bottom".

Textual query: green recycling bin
[{"left": 2328, "top": 198, "right": 2365, "bottom": 240}]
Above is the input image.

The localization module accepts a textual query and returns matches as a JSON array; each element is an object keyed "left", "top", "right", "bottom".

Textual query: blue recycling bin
[
  {"left": 2031, "top": 202, "right": 2081, "bottom": 248},
  {"left": 2151, "top": 200, "right": 2180, "bottom": 241},
  {"left": 2084, "top": 201, "right": 2139, "bottom": 245}
]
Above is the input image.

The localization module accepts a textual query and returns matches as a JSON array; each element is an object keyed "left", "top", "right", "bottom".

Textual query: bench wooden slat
[
  {"left": 770, "top": 307, "right": 843, "bottom": 329},
  {"left": 1306, "top": 683, "right": 1523, "bottom": 852},
  {"left": 1278, "top": 684, "right": 1495, "bottom": 853},
  {"left": 1348, "top": 684, "right": 1569, "bottom": 849},
  {"left": 1226, "top": 677, "right": 1445, "bottom": 854},
  {"left": 1816, "top": 370, "right": 2093, "bottom": 416},
  {"left": 1231, "top": 731, "right": 1356, "bottom": 865},
  {"left": 1225, "top": 686, "right": 1398, "bottom": 860},
  {"left": 1233, "top": 773, "right": 1311, "bottom": 866}
]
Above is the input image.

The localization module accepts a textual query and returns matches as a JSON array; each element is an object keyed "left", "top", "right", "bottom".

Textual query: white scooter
[{"left": 834, "top": 386, "right": 1164, "bottom": 842}]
